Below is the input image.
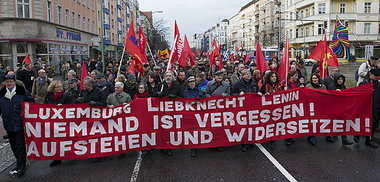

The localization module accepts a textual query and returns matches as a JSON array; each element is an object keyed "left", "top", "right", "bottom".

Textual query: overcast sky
[{"left": 139, "top": 0, "right": 250, "bottom": 43}]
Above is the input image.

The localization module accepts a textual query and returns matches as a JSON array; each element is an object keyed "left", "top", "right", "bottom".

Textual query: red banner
[{"left": 22, "top": 84, "right": 373, "bottom": 160}]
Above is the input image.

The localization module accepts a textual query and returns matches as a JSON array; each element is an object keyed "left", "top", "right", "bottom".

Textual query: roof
[{"left": 239, "top": 0, "right": 258, "bottom": 12}]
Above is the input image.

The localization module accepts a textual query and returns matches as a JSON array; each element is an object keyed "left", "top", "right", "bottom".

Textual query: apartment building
[{"left": 0, "top": 0, "right": 99, "bottom": 69}]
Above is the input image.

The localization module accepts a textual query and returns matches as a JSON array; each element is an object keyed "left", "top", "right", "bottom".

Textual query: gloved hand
[
  {"left": 75, "top": 97, "right": 85, "bottom": 103},
  {"left": 222, "top": 93, "right": 229, "bottom": 98},
  {"left": 168, "top": 94, "right": 176, "bottom": 99},
  {"left": 88, "top": 101, "right": 97, "bottom": 106},
  {"left": 156, "top": 91, "right": 163, "bottom": 98}
]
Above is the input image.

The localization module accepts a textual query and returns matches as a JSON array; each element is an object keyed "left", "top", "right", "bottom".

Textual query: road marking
[
  {"left": 256, "top": 144, "right": 297, "bottom": 182},
  {"left": 130, "top": 152, "right": 143, "bottom": 182}
]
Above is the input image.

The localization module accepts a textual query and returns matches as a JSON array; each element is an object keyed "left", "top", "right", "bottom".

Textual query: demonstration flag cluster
[
  {"left": 124, "top": 19, "right": 147, "bottom": 76},
  {"left": 167, "top": 21, "right": 195, "bottom": 71}
]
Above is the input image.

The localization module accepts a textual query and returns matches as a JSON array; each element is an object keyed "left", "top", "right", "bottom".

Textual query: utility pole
[
  {"left": 276, "top": 0, "right": 281, "bottom": 57},
  {"left": 100, "top": 0, "right": 105, "bottom": 73}
]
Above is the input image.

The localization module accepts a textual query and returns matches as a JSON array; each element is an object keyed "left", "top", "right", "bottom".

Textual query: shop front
[{"left": 0, "top": 18, "right": 97, "bottom": 71}]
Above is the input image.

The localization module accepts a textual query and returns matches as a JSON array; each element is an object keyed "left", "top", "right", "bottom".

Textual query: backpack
[{"left": 355, "top": 63, "right": 369, "bottom": 82}]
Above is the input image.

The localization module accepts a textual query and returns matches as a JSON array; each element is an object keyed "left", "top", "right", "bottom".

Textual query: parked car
[{"left": 304, "top": 58, "right": 316, "bottom": 66}]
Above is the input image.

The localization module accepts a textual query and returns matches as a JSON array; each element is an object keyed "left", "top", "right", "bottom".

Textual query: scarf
[{"left": 53, "top": 92, "right": 63, "bottom": 102}]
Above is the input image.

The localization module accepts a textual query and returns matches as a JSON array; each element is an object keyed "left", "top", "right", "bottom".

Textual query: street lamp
[{"left": 279, "top": 10, "right": 306, "bottom": 59}]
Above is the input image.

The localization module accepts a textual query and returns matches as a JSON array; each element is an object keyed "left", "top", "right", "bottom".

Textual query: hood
[{"left": 334, "top": 72, "right": 346, "bottom": 88}]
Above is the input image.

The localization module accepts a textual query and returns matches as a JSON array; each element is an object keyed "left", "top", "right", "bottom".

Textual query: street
[{"left": 0, "top": 135, "right": 380, "bottom": 181}]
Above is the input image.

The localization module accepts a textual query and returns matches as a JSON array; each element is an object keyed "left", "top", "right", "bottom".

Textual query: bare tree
[{"left": 140, "top": 17, "right": 170, "bottom": 60}]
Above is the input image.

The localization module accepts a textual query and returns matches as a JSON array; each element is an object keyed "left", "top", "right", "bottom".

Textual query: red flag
[
  {"left": 138, "top": 26, "right": 147, "bottom": 63},
  {"left": 326, "top": 46, "right": 339, "bottom": 67},
  {"left": 278, "top": 35, "right": 289, "bottom": 82},
  {"left": 200, "top": 48, "right": 205, "bottom": 57},
  {"left": 245, "top": 53, "right": 250, "bottom": 64},
  {"left": 127, "top": 59, "right": 135, "bottom": 75},
  {"left": 309, "top": 40, "right": 324, "bottom": 61},
  {"left": 319, "top": 34, "right": 328, "bottom": 79},
  {"left": 219, "top": 52, "right": 223, "bottom": 71},
  {"left": 178, "top": 35, "right": 193, "bottom": 68},
  {"left": 230, "top": 53, "right": 235, "bottom": 63},
  {"left": 174, "top": 21, "right": 184, "bottom": 62},
  {"left": 255, "top": 42, "right": 268, "bottom": 74},
  {"left": 235, "top": 43, "right": 243, "bottom": 51},
  {"left": 210, "top": 38, "right": 218, "bottom": 65},
  {"left": 80, "top": 61, "right": 89, "bottom": 90},
  {"left": 125, "top": 19, "right": 145, "bottom": 64},
  {"left": 135, "top": 58, "right": 145, "bottom": 77},
  {"left": 23, "top": 54, "right": 32, "bottom": 68}
]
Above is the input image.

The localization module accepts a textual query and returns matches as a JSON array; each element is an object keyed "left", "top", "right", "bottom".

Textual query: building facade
[
  {"left": 284, "top": 0, "right": 380, "bottom": 59},
  {"left": 0, "top": 0, "right": 99, "bottom": 69},
  {"left": 97, "top": 0, "right": 140, "bottom": 61}
]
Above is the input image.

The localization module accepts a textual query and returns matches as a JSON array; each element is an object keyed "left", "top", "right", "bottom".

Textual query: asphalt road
[{"left": 1, "top": 135, "right": 380, "bottom": 182}]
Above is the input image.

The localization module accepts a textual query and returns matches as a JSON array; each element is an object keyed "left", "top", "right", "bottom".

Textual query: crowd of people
[{"left": 0, "top": 54, "right": 379, "bottom": 177}]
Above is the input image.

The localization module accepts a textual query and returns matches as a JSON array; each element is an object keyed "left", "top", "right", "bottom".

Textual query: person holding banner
[
  {"left": 183, "top": 76, "right": 205, "bottom": 157},
  {"left": 0, "top": 75, "right": 34, "bottom": 177},
  {"left": 305, "top": 73, "right": 327, "bottom": 145},
  {"left": 356, "top": 67, "right": 380, "bottom": 148},
  {"left": 260, "top": 71, "right": 282, "bottom": 149},
  {"left": 44, "top": 80, "right": 65, "bottom": 167},
  {"left": 156, "top": 71, "right": 183, "bottom": 156},
  {"left": 231, "top": 69, "right": 260, "bottom": 152}
]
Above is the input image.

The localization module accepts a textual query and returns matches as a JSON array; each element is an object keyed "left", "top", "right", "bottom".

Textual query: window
[
  {"left": 112, "top": 33, "right": 114, "bottom": 42},
  {"left": 318, "top": 3, "right": 326, "bottom": 14},
  {"left": 87, "top": 0, "right": 90, "bottom": 8},
  {"left": 318, "top": 24, "right": 325, "bottom": 35},
  {"left": 83, "top": 17, "right": 86, "bottom": 31},
  {"left": 364, "top": 2, "right": 371, "bottom": 13},
  {"left": 105, "top": 29, "right": 110, "bottom": 40},
  {"left": 111, "top": 5, "right": 113, "bottom": 14},
  {"left": 57, "top": 6, "right": 62, "bottom": 24},
  {"left": 118, "top": 21, "right": 121, "bottom": 31},
  {"left": 340, "top": 3, "right": 346, "bottom": 13},
  {"left": 300, "top": 27, "right": 303, "bottom": 37},
  {"left": 305, "top": 9, "right": 309, "bottom": 17},
  {"left": 47, "top": 1, "right": 52, "bottom": 22},
  {"left": 296, "top": 28, "right": 299, "bottom": 38},
  {"left": 72, "top": 12, "right": 75, "bottom": 28},
  {"left": 17, "top": 0, "right": 31, "bottom": 18},
  {"left": 364, "top": 23, "right": 371, "bottom": 34},
  {"left": 111, "top": 19, "right": 114, "bottom": 28},
  {"left": 92, "top": 21, "right": 95, "bottom": 33},
  {"left": 88, "top": 19, "right": 90, "bottom": 32},
  {"left": 77, "top": 14, "right": 81, "bottom": 29},
  {"left": 305, "top": 27, "right": 309, "bottom": 36},
  {"left": 65, "top": 9, "right": 69, "bottom": 26},
  {"left": 104, "top": 0, "right": 109, "bottom": 9},
  {"left": 118, "top": 9, "right": 121, "bottom": 18},
  {"left": 118, "top": 34, "right": 122, "bottom": 43},
  {"left": 104, "top": 13, "right": 109, "bottom": 25},
  {"left": 300, "top": 10, "right": 303, "bottom": 18},
  {"left": 92, "top": 0, "right": 94, "bottom": 10},
  {"left": 312, "top": 6, "right": 315, "bottom": 15},
  {"left": 312, "top": 25, "right": 314, "bottom": 35},
  {"left": 82, "top": 0, "right": 85, "bottom": 5}
]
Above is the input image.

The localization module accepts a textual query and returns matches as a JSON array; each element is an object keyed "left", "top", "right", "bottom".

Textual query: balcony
[{"left": 254, "top": 10, "right": 260, "bottom": 16}]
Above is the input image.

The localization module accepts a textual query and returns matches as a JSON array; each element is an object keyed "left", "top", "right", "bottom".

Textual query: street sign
[{"left": 365, "top": 45, "right": 374, "bottom": 60}]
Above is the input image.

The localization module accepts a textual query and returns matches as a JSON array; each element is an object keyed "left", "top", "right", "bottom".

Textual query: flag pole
[
  {"left": 166, "top": 35, "right": 178, "bottom": 72},
  {"left": 146, "top": 42, "right": 157, "bottom": 66},
  {"left": 117, "top": 45, "right": 127, "bottom": 77}
]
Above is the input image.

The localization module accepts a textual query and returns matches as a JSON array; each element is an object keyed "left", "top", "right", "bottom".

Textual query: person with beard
[
  {"left": 305, "top": 73, "right": 327, "bottom": 145},
  {"left": 176, "top": 70, "right": 188, "bottom": 92},
  {"left": 156, "top": 71, "right": 183, "bottom": 156},
  {"left": 232, "top": 69, "right": 259, "bottom": 152}
]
